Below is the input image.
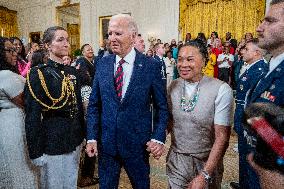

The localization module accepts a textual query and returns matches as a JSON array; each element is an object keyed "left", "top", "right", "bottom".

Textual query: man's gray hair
[
  {"left": 110, "top": 14, "right": 138, "bottom": 34},
  {"left": 248, "top": 38, "right": 267, "bottom": 56}
]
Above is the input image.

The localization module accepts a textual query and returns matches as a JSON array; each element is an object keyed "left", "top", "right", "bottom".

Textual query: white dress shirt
[
  {"left": 266, "top": 52, "right": 284, "bottom": 77},
  {"left": 239, "top": 59, "right": 263, "bottom": 78},
  {"left": 217, "top": 53, "right": 234, "bottom": 68},
  {"left": 115, "top": 48, "right": 136, "bottom": 99}
]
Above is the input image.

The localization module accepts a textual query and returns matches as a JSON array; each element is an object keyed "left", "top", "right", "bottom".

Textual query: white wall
[
  {"left": 0, "top": 0, "right": 20, "bottom": 11},
  {"left": 0, "top": 0, "right": 80, "bottom": 44},
  {"left": 92, "top": 0, "right": 179, "bottom": 51},
  {"left": 0, "top": 0, "right": 179, "bottom": 52},
  {"left": 80, "top": 0, "right": 95, "bottom": 47}
]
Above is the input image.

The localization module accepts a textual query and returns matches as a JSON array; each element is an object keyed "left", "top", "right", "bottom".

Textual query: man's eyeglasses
[{"left": 4, "top": 48, "right": 17, "bottom": 54}]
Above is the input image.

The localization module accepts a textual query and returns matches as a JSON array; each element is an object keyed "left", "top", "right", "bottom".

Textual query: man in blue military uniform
[
  {"left": 250, "top": 0, "right": 284, "bottom": 107},
  {"left": 242, "top": 0, "right": 284, "bottom": 188},
  {"left": 231, "top": 39, "right": 268, "bottom": 189},
  {"left": 154, "top": 43, "right": 167, "bottom": 84}
]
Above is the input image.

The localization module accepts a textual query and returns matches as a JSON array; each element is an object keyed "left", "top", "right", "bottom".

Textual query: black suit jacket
[{"left": 77, "top": 56, "right": 96, "bottom": 83}]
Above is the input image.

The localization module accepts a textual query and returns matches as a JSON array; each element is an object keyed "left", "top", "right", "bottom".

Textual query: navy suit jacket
[
  {"left": 87, "top": 50, "right": 168, "bottom": 158},
  {"left": 249, "top": 60, "right": 284, "bottom": 107}
]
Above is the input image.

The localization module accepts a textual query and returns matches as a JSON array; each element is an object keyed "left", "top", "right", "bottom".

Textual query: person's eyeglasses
[{"left": 4, "top": 48, "right": 17, "bottom": 54}]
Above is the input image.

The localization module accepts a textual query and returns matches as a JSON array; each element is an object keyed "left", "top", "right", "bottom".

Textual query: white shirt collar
[
  {"left": 116, "top": 47, "right": 136, "bottom": 65},
  {"left": 269, "top": 52, "right": 284, "bottom": 73},
  {"left": 246, "top": 58, "right": 263, "bottom": 71},
  {"left": 157, "top": 54, "right": 164, "bottom": 60}
]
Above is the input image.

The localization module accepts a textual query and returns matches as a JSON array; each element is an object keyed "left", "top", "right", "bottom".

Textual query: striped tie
[{"left": 114, "top": 59, "right": 125, "bottom": 100}]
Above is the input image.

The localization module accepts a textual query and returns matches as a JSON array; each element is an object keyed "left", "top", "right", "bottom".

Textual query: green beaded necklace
[{"left": 180, "top": 79, "right": 200, "bottom": 112}]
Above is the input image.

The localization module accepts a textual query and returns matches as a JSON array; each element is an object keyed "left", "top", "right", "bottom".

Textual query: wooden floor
[{"left": 80, "top": 134, "right": 239, "bottom": 189}]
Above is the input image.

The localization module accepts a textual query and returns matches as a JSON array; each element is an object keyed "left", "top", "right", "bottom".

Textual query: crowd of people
[
  {"left": 143, "top": 30, "right": 267, "bottom": 91},
  {"left": 0, "top": 0, "right": 284, "bottom": 189}
]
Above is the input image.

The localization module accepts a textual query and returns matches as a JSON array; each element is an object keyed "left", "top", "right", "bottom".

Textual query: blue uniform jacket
[
  {"left": 86, "top": 50, "right": 168, "bottom": 158},
  {"left": 154, "top": 55, "right": 167, "bottom": 82},
  {"left": 249, "top": 60, "right": 284, "bottom": 106},
  {"left": 234, "top": 59, "right": 268, "bottom": 135}
]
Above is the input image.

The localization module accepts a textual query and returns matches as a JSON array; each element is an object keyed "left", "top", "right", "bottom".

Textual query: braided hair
[{"left": 179, "top": 39, "right": 209, "bottom": 63}]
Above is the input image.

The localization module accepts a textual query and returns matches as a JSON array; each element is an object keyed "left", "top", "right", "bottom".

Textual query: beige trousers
[{"left": 166, "top": 149, "right": 224, "bottom": 189}]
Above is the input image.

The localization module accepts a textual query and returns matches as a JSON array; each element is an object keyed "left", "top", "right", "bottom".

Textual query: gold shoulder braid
[{"left": 26, "top": 67, "right": 77, "bottom": 113}]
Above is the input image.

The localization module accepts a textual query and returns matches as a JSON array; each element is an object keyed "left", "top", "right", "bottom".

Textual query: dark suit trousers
[{"left": 98, "top": 152, "right": 150, "bottom": 189}]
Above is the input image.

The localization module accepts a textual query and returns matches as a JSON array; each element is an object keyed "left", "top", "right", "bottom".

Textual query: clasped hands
[
  {"left": 86, "top": 141, "right": 98, "bottom": 157},
  {"left": 86, "top": 140, "right": 165, "bottom": 160},
  {"left": 146, "top": 141, "right": 165, "bottom": 160}
]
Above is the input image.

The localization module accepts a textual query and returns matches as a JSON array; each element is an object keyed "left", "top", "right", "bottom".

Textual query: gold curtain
[
  {"left": 179, "top": 0, "right": 265, "bottom": 41},
  {"left": 0, "top": 6, "right": 19, "bottom": 37}
]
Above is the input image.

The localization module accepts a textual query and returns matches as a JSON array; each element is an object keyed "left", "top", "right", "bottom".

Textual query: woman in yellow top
[{"left": 203, "top": 46, "right": 216, "bottom": 77}]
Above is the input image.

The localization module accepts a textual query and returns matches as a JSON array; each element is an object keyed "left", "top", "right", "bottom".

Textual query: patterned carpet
[{"left": 80, "top": 133, "right": 239, "bottom": 189}]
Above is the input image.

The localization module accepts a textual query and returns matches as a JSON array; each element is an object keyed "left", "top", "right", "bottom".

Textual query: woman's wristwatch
[{"left": 201, "top": 170, "right": 212, "bottom": 183}]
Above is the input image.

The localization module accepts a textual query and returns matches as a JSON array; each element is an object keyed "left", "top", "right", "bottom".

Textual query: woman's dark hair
[
  {"left": 166, "top": 50, "right": 172, "bottom": 57},
  {"left": 0, "top": 37, "right": 19, "bottom": 73},
  {"left": 10, "top": 37, "right": 27, "bottom": 61},
  {"left": 170, "top": 44, "right": 178, "bottom": 50},
  {"left": 31, "top": 49, "right": 48, "bottom": 67},
  {"left": 43, "top": 26, "right": 66, "bottom": 45},
  {"left": 212, "top": 31, "right": 218, "bottom": 38},
  {"left": 80, "top": 44, "right": 90, "bottom": 54},
  {"left": 179, "top": 39, "right": 209, "bottom": 63},
  {"left": 196, "top": 33, "right": 207, "bottom": 45}
]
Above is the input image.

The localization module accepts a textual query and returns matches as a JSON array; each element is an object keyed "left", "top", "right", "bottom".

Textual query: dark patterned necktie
[{"left": 114, "top": 59, "right": 125, "bottom": 100}]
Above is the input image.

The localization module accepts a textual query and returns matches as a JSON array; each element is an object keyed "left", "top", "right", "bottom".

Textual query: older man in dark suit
[{"left": 86, "top": 14, "right": 168, "bottom": 189}]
